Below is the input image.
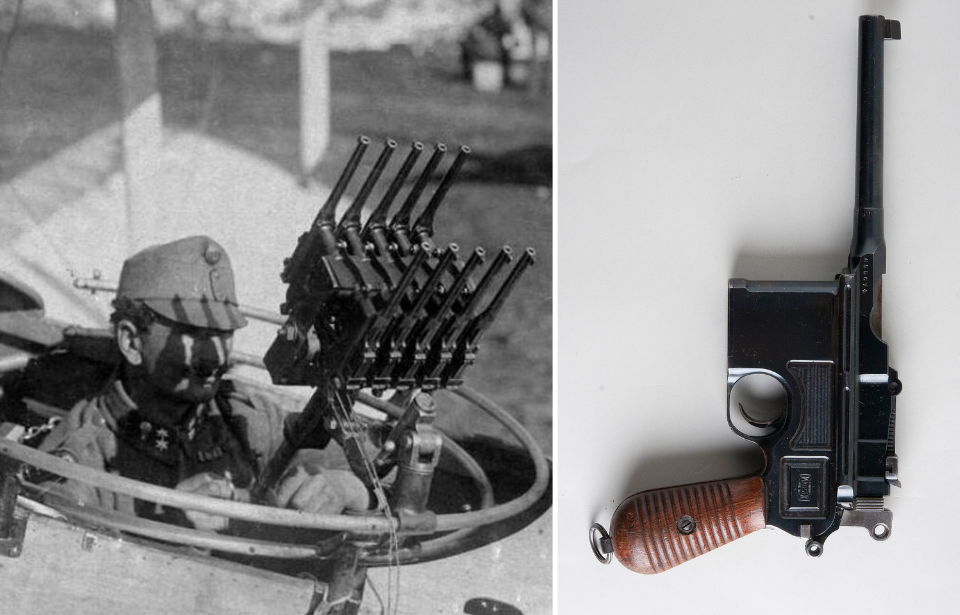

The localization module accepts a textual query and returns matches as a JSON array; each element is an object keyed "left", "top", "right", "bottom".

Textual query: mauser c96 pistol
[{"left": 591, "top": 15, "right": 903, "bottom": 573}]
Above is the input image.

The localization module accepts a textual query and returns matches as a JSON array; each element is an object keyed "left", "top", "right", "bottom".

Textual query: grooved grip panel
[
  {"left": 788, "top": 361, "right": 835, "bottom": 450},
  {"left": 610, "top": 475, "right": 766, "bottom": 574}
]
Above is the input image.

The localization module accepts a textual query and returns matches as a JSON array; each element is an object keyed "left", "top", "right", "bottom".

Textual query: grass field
[{"left": 0, "top": 24, "right": 553, "bottom": 452}]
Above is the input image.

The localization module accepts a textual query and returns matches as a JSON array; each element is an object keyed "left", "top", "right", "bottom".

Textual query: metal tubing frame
[{"left": 0, "top": 386, "right": 548, "bottom": 558}]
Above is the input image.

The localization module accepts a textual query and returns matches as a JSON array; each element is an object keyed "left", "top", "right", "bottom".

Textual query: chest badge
[{"left": 155, "top": 428, "right": 170, "bottom": 452}]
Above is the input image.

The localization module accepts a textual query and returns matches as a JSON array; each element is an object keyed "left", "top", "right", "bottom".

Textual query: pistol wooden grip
[{"left": 610, "top": 475, "right": 766, "bottom": 574}]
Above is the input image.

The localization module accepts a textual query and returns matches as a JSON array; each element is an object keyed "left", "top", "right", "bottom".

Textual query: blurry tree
[{"left": 22, "top": 0, "right": 498, "bottom": 50}]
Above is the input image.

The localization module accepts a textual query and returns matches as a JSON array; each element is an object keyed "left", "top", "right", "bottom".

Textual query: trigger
[{"left": 739, "top": 403, "right": 775, "bottom": 428}]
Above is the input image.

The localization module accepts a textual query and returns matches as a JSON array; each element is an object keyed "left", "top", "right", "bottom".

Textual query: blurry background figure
[{"left": 460, "top": 0, "right": 551, "bottom": 93}]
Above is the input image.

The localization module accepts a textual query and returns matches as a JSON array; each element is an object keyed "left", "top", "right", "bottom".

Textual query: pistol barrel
[
  {"left": 417, "top": 247, "right": 485, "bottom": 350},
  {"left": 363, "top": 143, "right": 423, "bottom": 230},
  {"left": 368, "top": 244, "right": 431, "bottom": 347},
  {"left": 315, "top": 135, "right": 370, "bottom": 229},
  {"left": 390, "top": 144, "right": 447, "bottom": 255},
  {"left": 851, "top": 16, "right": 900, "bottom": 262},
  {"left": 445, "top": 246, "right": 513, "bottom": 345},
  {"left": 339, "top": 139, "right": 397, "bottom": 233},
  {"left": 392, "top": 144, "right": 447, "bottom": 228},
  {"left": 413, "top": 145, "right": 471, "bottom": 243},
  {"left": 390, "top": 245, "right": 458, "bottom": 352},
  {"left": 463, "top": 248, "right": 535, "bottom": 348}
]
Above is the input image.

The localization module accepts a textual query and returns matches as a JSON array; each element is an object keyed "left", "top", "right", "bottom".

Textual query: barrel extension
[{"left": 591, "top": 15, "right": 902, "bottom": 572}]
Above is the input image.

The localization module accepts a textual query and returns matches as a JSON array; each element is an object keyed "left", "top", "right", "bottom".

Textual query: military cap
[{"left": 117, "top": 236, "right": 248, "bottom": 331}]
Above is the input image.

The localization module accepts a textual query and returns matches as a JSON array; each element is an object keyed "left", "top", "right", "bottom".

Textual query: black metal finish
[
  {"left": 726, "top": 15, "right": 901, "bottom": 548},
  {"left": 260, "top": 135, "right": 538, "bottom": 598},
  {"left": 413, "top": 145, "right": 471, "bottom": 245},
  {"left": 390, "top": 143, "right": 447, "bottom": 256},
  {"left": 362, "top": 142, "right": 424, "bottom": 257},
  {"left": 338, "top": 139, "right": 397, "bottom": 256},
  {"left": 265, "top": 136, "right": 533, "bottom": 393}
]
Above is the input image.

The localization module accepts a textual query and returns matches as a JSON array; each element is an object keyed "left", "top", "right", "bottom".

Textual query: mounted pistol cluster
[{"left": 264, "top": 136, "right": 534, "bottom": 393}]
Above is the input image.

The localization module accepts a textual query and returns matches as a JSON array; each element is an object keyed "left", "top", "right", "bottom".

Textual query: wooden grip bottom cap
[{"left": 610, "top": 475, "right": 766, "bottom": 574}]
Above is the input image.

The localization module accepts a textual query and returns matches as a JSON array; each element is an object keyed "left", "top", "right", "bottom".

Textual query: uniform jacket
[{"left": 40, "top": 375, "right": 329, "bottom": 527}]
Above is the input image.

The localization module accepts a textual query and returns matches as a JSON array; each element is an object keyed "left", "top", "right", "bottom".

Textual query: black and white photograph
[{"left": 0, "top": 1, "right": 552, "bottom": 614}]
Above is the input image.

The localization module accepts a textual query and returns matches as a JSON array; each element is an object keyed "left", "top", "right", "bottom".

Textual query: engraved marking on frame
[
  {"left": 862, "top": 255, "right": 871, "bottom": 294},
  {"left": 797, "top": 474, "right": 812, "bottom": 502},
  {"left": 780, "top": 456, "right": 830, "bottom": 518}
]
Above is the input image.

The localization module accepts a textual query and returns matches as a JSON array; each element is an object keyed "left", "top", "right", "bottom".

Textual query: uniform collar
[
  {"left": 100, "top": 377, "right": 140, "bottom": 430},
  {"left": 103, "top": 377, "right": 213, "bottom": 430},
  {"left": 101, "top": 377, "right": 217, "bottom": 466}
]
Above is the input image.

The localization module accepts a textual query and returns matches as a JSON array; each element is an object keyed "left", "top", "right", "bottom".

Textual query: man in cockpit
[{"left": 41, "top": 235, "right": 370, "bottom": 531}]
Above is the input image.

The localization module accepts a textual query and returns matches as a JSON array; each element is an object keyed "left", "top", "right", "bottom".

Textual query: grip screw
[{"left": 676, "top": 515, "right": 696, "bottom": 535}]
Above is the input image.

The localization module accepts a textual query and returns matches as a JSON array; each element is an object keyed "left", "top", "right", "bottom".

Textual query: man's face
[{"left": 136, "top": 316, "right": 233, "bottom": 406}]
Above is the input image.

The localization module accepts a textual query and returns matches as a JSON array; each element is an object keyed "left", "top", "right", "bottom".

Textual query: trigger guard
[{"left": 726, "top": 367, "right": 790, "bottom": 440}]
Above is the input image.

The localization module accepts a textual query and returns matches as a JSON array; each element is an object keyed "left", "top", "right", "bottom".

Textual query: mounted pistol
[{"left": 259, "top": 136, "right": 536, "bottom": 517}]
